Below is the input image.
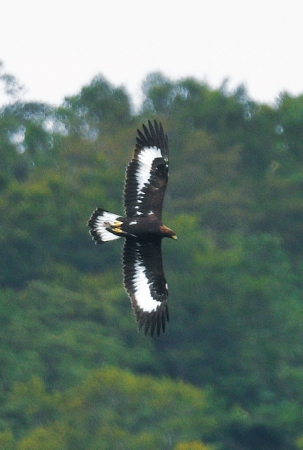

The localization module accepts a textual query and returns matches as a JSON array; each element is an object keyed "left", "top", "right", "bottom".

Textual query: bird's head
[{"left": 160, "top": 225, "right": 177, "bottom": 240}]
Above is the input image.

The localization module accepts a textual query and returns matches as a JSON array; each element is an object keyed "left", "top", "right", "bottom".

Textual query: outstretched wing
[
  {"left": 122, "top": 238, "right": 169, "bottom": 337},
  {"left": 124, "top": 120, "right": 169, "bottom": 219}
]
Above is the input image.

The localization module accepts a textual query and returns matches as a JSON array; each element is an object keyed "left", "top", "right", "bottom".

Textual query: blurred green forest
[{"left": 1, "top": 63, "right": 303, "bottom": 449}]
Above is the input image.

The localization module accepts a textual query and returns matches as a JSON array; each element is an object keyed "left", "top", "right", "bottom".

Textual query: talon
[
  {"left": 112, "top": 227, "right": 124, "bottom": 234},
  {"left": 112, "top": 220, "right": 123, "bottom": 227}
]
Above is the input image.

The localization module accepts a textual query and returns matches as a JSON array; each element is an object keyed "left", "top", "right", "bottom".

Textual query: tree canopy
[{"left": 1, "top": 64, "right": 303, "bottom": 449}]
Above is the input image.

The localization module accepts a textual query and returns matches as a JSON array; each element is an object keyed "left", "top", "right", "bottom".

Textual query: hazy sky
[{"left": 1, "top": 0, "right": 302, "bottom": 108}]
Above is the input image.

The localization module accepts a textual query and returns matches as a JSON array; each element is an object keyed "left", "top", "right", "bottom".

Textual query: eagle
[{"left": 88, "top": 120, "right": 177, "bottom": 337}]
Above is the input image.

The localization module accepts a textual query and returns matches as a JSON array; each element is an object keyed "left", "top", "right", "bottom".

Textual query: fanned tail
[{"left": 88, "top": 208, "right": 122, "bottom": 244}]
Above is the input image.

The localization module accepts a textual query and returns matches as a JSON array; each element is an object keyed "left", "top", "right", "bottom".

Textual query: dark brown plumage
[{"left": 88, "top": 120, "right": 176, "bottom": 336}]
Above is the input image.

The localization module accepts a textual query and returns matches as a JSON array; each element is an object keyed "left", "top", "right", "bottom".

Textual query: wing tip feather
[
  {"left": 135, "top": 120, "right": 168, "bottom": 157},
  {"left": 135, "top": 303, "right": 169, "bottom": 337}
]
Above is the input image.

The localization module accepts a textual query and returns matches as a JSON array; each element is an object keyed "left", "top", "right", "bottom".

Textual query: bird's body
[{"left": 88, "top": 120, "right": 176, "bottom": 337}]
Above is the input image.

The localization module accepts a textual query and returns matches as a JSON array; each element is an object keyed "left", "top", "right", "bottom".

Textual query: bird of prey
[{"left": 88, "top": 120, "right": 177, "bottom": 337}]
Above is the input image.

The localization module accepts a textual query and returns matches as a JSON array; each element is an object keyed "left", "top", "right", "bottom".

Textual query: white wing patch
[
  {"left": 136, "top": 146, "right": 163, "bottom": 193},
  {"left": 93, "top": 211, "right": 121, "bottom": 242},
  {"left": 133, "top": 261, "right": 161, "bottom": 313}
]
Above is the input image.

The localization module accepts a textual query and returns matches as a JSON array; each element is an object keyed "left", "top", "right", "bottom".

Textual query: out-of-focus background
[
  {"left": 1, "top": 1, "right": 303, "bottom": 449},
  {"left": 1, "top": 0, "right": 303, "bottom": 108}
]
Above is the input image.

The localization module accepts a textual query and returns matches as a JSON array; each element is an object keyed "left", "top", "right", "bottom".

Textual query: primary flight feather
[{"left": 88, "top": 120, "right": 177, "bottom": 337}]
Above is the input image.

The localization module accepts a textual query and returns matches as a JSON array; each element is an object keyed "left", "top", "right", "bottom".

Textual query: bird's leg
[{"left": 106, "top": 220, "right": 125, "bottom": 235}]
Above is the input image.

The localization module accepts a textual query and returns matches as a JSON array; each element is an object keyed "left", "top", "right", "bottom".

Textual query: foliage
[
  {"left": 1, "top": 68, "right": 303, "bottom": 448},
  {"left": 174, "top": 442, "right": 213, "bottom": 450},
  {"left": 2, "top": 367, "right": 216, "bottom": 449}
]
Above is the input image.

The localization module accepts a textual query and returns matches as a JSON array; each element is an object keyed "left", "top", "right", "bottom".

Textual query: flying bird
[{"left": 88, "top": 120, "right": 177, "bottom": 337}]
